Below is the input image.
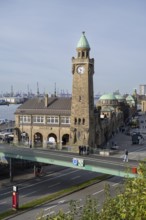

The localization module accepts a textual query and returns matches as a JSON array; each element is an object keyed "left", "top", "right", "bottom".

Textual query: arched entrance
[
  {"left": 47, "top": 133, "right": 57, "bottom": 143},
  {"left": 34, "top": 132, "right": 43, "bottom": 147},
  {"left": 62, "top": 134, "right": 69, "bottom": 145},
  {"left": 21, "top": 131, "right": 29, "bottom": 143},
  {"left": 47, "top": 133, "right": 57, "bottom": 148}
]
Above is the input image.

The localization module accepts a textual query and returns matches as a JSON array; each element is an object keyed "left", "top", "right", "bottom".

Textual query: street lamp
[{"left": 20, "top": 110, "right": 25, "bottom": 143}]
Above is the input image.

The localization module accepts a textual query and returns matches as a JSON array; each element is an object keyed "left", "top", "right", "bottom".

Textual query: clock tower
[{"left": 70, "top": 32, "right": 95, "bottom": 147}]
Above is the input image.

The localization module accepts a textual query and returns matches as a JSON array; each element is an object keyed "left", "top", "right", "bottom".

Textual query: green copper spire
[{"left": 77, "top": 32, "right": 90, "bottom": 49}]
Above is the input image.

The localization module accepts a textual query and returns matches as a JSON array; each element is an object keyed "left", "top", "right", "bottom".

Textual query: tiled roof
[{"left": 15, "top": 97, "right": 71, "bottom": 116}]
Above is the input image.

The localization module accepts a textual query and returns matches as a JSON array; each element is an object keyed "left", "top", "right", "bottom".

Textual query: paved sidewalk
[{"left": 103, "top": 131, "right": 146, "bottom": 161}]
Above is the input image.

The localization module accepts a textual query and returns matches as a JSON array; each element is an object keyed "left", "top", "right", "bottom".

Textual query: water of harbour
[{"left": 0, "top": 104, "right": 21, "bottom": 121}]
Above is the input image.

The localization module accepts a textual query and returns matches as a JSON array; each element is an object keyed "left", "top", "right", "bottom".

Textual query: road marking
[
  {"left": 43, "top": 211, "right": 55, "bottom": 217},
  {"left": 58, "top": 200, "right": 65, "bottom": 204},
  {"left": 71, "top": 176, "right": 80, "bottom": 180},
  {"left": 77, "top": 205, "right": 83, "bottom": 209},
  {"left": 92, "top": 189, "right": 104, "bottom": 195},
  {"left": 0, "top": 169, "right": 80, "bottom": 198},
  {"left": 0, "top": 201, "right": 7, "bottom": 205},
  {"left": 21, "top": 190, "right": 38, "bottom": 198},
  {"left": 48, "top": 182, "right": 60, "bottom": 189},
  {"left": 44, "top": 205, "right": 57, "bottom": 211},
  {"left": 112, "top": 183, "right": 119, "bottom": 187}
]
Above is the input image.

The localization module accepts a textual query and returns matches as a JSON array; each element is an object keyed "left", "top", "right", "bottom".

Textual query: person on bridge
[
  {"left": 123, "top": 149, "right": 128, "bottom": 162},
  {"left": 29, "top": 140, "right": 32, "bottom": 148}
]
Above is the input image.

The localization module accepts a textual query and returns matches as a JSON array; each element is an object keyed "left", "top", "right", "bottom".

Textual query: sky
[{"left": 0, "top": 0, "right": 146, "bottom": 96}]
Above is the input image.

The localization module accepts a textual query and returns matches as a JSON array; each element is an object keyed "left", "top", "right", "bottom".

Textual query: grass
[{"left": 0, "top": 174, "right": 110, "bottom": 220}]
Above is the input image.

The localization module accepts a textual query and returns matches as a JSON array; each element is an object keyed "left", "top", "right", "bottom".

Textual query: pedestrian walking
[
  {"left": 87, "top": 146, "right": 89, "bottom": 155},
  {"left": 81, "top": 146, "right": 83, "bottom": 155},
  {"left": 29, "top": 140, "right": 32, "bottom": 148},
  {"left": 83, "top": 146, "right": 86, "bottom": 155},
  {"left": 79, "top": 146, "right": 81, "bottom": 155},
  {"left": 123, "top": 149, "right": 128, "bottom": 162}
]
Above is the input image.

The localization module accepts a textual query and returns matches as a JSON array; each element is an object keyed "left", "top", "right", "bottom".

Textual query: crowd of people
[{"left": 78, "top": 145, "right": 90, "bottom": 155}]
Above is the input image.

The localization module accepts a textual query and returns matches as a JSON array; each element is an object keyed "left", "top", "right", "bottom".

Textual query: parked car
[
  {"left": 110, "top": 145, "right": 120, "bottom": 150},
  {"left": 131, "top": 133, "right": 144, "bottom": 145}
]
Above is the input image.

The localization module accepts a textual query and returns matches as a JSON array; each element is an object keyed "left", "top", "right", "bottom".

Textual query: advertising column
[{"left": 12, "top": 186, "right": 19, "bottom": 210}]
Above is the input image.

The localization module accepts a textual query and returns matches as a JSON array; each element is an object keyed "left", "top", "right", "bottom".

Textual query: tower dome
[
  {"left": 99, "top": 93, "right": 117, "bottom": 100},
  {"left": 77, "top": 32, "right": 90, "bottom": 49}
]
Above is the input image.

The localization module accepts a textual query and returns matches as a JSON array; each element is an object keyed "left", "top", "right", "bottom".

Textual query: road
[
  {"left": 0, "top": 139, "right": 140, "bottom": 178},
  {"left": 0, "top": 165, "right": 103, "bottom": 214},
  {"left": 106, "top": 130, "right": 146, "bottom": 161},
  {"left": 8, "top": 128, "right": 146, "bottom": 220},
  {"left": 8, "top": 175, "right": 123, "bottom": 220},
  {"left": 1, "top": 130, "right": 146, "bottom": 219}
]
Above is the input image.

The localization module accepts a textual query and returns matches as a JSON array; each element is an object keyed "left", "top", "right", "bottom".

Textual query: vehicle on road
[{"left": 131, "top": 133, "right": 144, "bottom": 145}]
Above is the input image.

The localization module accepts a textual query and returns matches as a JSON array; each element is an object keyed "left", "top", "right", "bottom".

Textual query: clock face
[{"left": 77, "top": 66, "right": 85, "bottom": 74}]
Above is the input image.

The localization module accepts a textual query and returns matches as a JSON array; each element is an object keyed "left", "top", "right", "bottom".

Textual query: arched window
[
  {"left": 78, "top": 52, "right": 81, "bottom": 58},
  {"left": 74, "top": 118, "right": 77, "bottom": 124},
  {"left": 78, "top": 118, "right": 81, "bottom": 124},
  {"left": 83, "top": 118, "right": 85, "bottom": 125}
]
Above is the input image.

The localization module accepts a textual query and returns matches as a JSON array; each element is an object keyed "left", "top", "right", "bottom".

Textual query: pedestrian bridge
[{"left": 0, "top": 144, "right": 138, "bottom": 178}]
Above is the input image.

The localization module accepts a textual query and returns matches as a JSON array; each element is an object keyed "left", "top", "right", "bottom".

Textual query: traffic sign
[
  {"left": 72, "top": 158, "right": 78, "bottom": 166},
  {"left": 78, "top": 159, "right": 85, "bottom": 167}
]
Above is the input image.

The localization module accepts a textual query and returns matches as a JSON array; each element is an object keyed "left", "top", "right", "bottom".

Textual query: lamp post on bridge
[{"left": 20, "top": 110, "right": 25, "bottom": 144}]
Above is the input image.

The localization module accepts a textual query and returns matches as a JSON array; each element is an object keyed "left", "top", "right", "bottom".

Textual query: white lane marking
[
  {"left": 0, "top": 191, "right": 13, "bottom": 196},
  {"left": 21, "top": 190, "right": 38, "bottom": 198},
  {"left": 77, "top": 205, "right": 83, "bottom": 210},
  {"left": 93, "top": 179, "right": 121, "bottom": 196},
  {"left": 43, "top": 211, "right": 55, "bottom": 217},
  {"left": 48, "top": 182, "right": 60, "bottom": 189},
  {"left": 58, "top": 200, "right": 65, "bottom": 204},
  {"left": 71, "top": 176, "right": 80, "bottom": 180},
  {"left": 0, "top": 169, "right": 79, "bottom": 197},
  {"left": 112, "top": 183, "right": 119, "bottom": 187},
  {"left": 48, "top": 211, "right": 55, "bottom": 215},
  {"left": 0, "top": 170, "right": 80, "bottom": 196},
  {"left": 0, "top": 201, "right": 7, "bottom": 205},
  {"left": 44, "top": 205, "right": 57, "bottom": 211},
  {"left": 92, "top": 189, "right": 104, "bottom": 195}
]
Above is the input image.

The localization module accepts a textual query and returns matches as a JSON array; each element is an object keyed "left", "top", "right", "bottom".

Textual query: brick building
[{"left": 14, "top": 32, "right": 124, "bottom": 151}]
